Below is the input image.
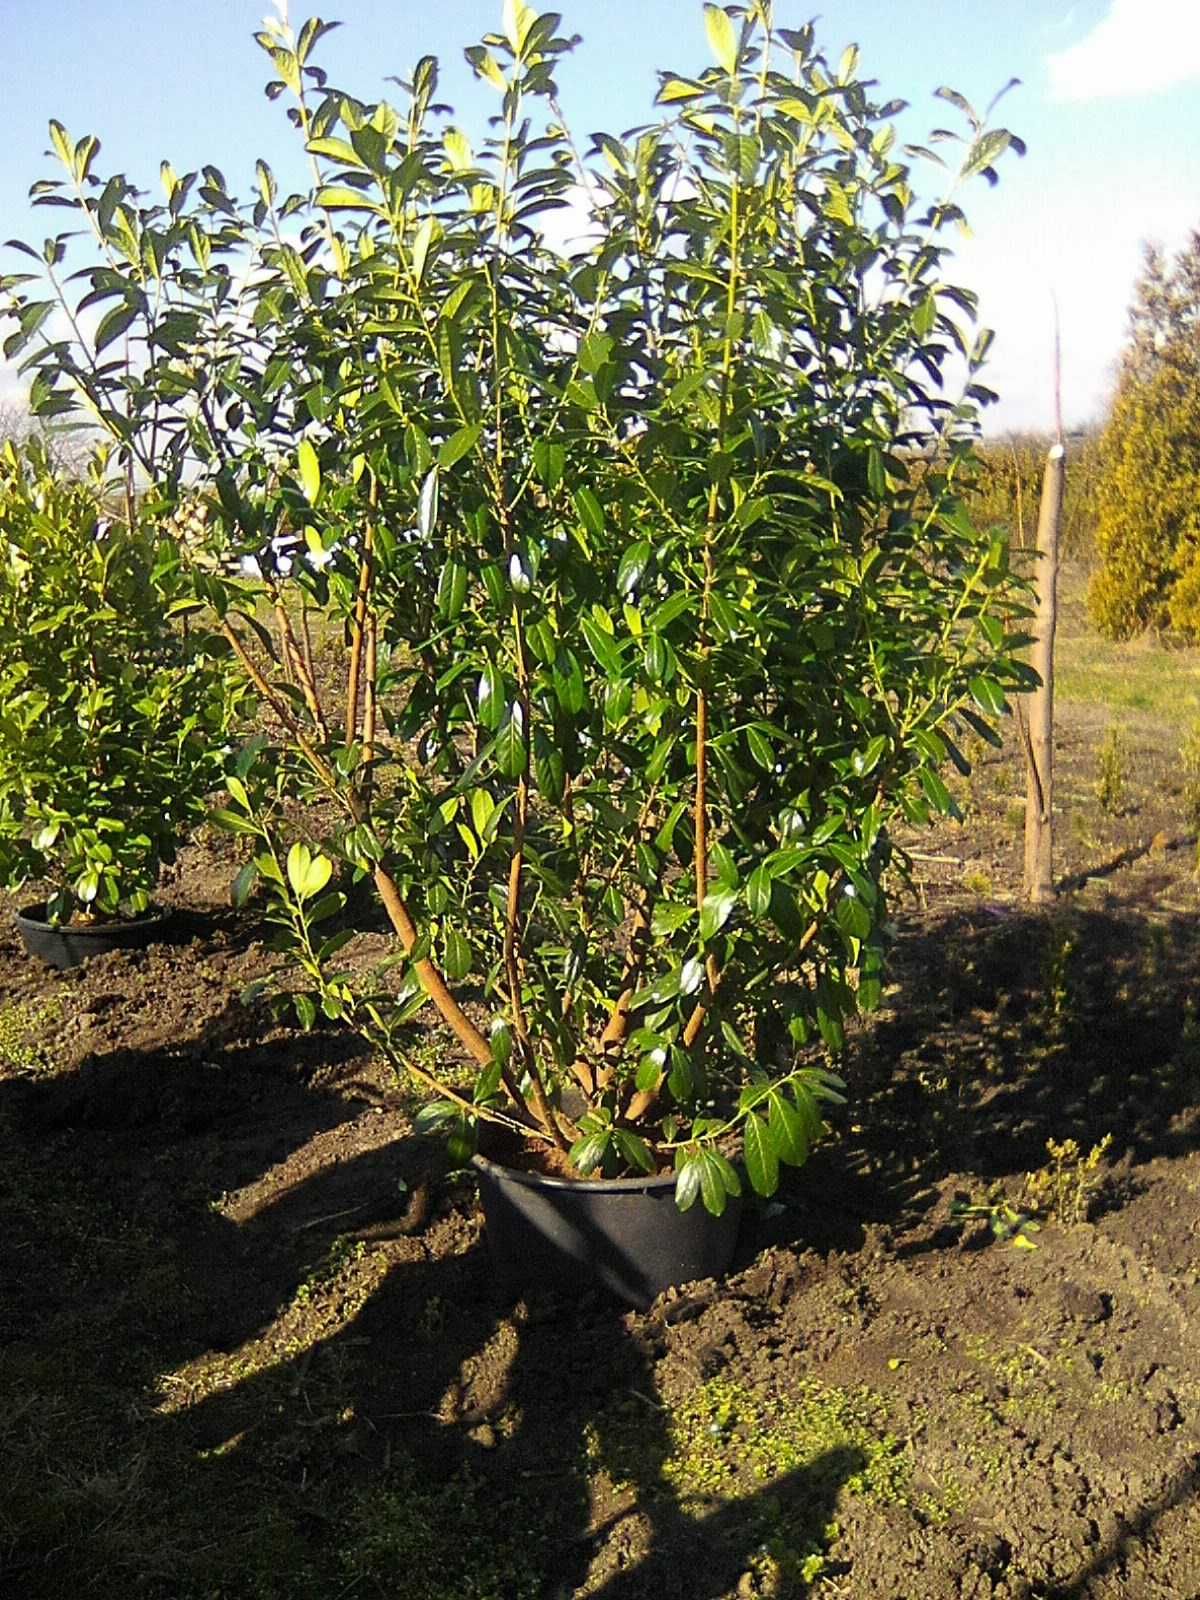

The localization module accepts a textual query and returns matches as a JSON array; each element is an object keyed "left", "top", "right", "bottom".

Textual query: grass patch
[
  {"left": 586, "top": 1375, "right": 918, "bottom": 1592},
  {"left": 0, "top": 998, "right": 63, "bottom": 1078}
]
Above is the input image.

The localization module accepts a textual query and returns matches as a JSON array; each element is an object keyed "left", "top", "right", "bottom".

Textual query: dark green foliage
[{"left": 1, "top": 3, "right": 1031, "bottom": 1203}]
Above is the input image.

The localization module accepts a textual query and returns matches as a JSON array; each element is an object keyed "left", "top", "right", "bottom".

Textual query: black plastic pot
[
  {"left": 473, "top": 1153, "right": 743, "bottom": 1309},
  {"left": 16, "top": 903, "right": 170, "bottom": 970}
]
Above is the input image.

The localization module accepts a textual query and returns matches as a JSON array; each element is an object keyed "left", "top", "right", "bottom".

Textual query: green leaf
[
  {"left": 613, "top": 1129, "right": 655, "bottom": 1174},
  {"left": 674, "top": 1153, "right": 702, "bottom": 1211},
  {"left": 476, "top": 661, "right": 505, "bottom": 730},
  {"left": 294, "top": 993, "right": 318, "bottom": 1031},
  {"left": 316, "top": 185, "right": 381, "bottom": 212},
  {"left": 411, "top": 214, "right": 437, "bottom": 284},
  {"left": 418, "top": 467, "right": 439, "bottom": 537},
  {"left": 635, "top": 1056, "right": 664, "bottom": 1094},
  {"left": 580, "top": 616, "right": 622, "bottom": 675},
  {"left": 307, "top": 134, "right": 366, "bottom": 168},
  {"left": 680, "top": 956, "right": 706, "bottom": 996},
  {"left": 225, "top": 775, "right": 251, "bottom": 811},
  {"left": 617, "top": 539, "right": 651, "bottom": 597},
  {"left": 579, "top": 330, "right": 614, "bottom": 374},
  {"left": 231, "top": 859, "right": 257, "bottom": 909},
  {"left": 573, "top": 486, "right": 605, "bottom": 542},
  {"left": 502, "top": 0, "right": 536, "bottom": 51},
  {"left": 852, "top": 735, "right": 888, "bottom": 778},
  {"left": 746, "top": 865, "right": 772, "bottom": 919},
  {"left": 698, "top": 1150, "right": 729, "bottom": 1216},
  {"left": 745, "top": 725, "right": 773, "bottom": 771},
  {"left": 699, "top": 887, "right": 737, "bottom": 942},
  {"left": 767, "top": 1091, "right": 810, "bottom": 1166},
  {"left": 570, "top": 1129, "right": 610, "bottom": 1176},
  {"left": 657, "top": 77, "right": 705, "bottom": 104},
  {"left": 209, "top": 807, "right": 259, "bottom": 836},
  {"left": 287, "top": 843, "right": 333, "bottom": 900},
  {"left": 532, "top": 439, "right": 564, "bottom": 490},
  {"left": 443, "top": 925, "right": 473, "bottom": 980},
  {"left": 437, "top": 559, "right": 468, "bottom": 620},
  {"left": 743, "top": 1112, "right": 780, "bottom": 1197},
  {"left": 494, "top": 709, "right": 528, "bottom": 779},
  {"left": 652, "top": 902, "right": 694, "bottom": 937},
  {"left": 438, "top": 421, "right": 483, "bottom": 469},
  {"left": 968, "top": 675, "right": 1007, "bottom": 715},
  {"left": 470, "top": 787, "right": 495, "bottom": 839},
  {"left": 94, "top": 301, "right": 139, "bottom": 354},
  {"left": 668, "top": 1048, "right": 695, "bottom": 1103},
  {"left": 297, "top": 438, "right": 320, "bottom": 504},
  {"left": 918, "top": 766, "right": 955, "bottom": 815},
  {"left": 703, "top": 4, "right": 738, "bottom": 73}
]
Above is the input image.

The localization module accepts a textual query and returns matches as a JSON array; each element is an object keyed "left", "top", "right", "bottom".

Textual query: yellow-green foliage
[
  {"left": 588, "top": 1375, "right": 913, "bottom": 1592},
  {"left": 662, "top": 1378, "right": 910, "bottom": 1505},
  {"left": 1089, "top": 236, "right": 1200, "bottom": 640},
  {"left": 1022, "top": 1134, "right": 1113, "bottom": 1224},
  {"left": 0, "top": 999, "right": 62, "bottom": 1077},
  {"left": 1181, "top": 723, "right": 1200, "bottom": 830}
]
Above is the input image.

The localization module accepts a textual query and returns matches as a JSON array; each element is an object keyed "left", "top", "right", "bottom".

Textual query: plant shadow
[
  {"left": 0, "top": 1010, "right": 866, "bottom": 1599},
  {"left": 809, "top": 897, "right": 1200, "bottom": 1253}
]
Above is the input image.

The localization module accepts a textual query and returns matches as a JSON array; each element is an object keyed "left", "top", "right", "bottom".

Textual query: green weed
[
  {"left": 0, "top": 998, "right": 63, "bottom": 1077},
  {"left": 1095, "top": 726, "right": 1128, "bottom": 814}
]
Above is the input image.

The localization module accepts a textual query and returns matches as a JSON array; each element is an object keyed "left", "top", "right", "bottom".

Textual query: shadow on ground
[
  {"left": 0, "top": 1002, "right": 864, "bottom": 1599},
  {"left": 3, "top": 893, "right": 1199, "bottom": 1597}
]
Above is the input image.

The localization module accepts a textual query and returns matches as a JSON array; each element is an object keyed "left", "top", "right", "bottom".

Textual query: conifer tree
[{"left": 1089, "top": 234, "right": 1200, "bottom": 639}]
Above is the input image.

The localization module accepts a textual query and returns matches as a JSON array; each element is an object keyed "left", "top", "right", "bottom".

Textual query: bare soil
[{"left": 2, "top": 687, "right": 1200, "bottom": 1599}]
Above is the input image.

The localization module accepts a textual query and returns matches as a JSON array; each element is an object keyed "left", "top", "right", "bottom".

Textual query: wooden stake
[{"left": 1023, "top": 442, "right": 1066, "bottom": 903}]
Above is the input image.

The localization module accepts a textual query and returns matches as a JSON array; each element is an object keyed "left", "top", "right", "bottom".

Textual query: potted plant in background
[
  {"left": 2, "top": 2, "right": 1031, "bottom": 1298},
  {"left": 0, "top": 439, "right": 243, "bottom": 967}
]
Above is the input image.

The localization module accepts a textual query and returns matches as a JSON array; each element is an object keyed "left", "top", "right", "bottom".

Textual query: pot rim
[
  {"left": 16, "top": 901, "right": 170, "bottom": 936},
  {"left": 472, "top": 1150, "right": 679, "bottom": 1196}
]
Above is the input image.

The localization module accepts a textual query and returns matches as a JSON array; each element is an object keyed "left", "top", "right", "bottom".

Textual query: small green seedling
[{"left": 950, "top": 1195, "right": 1041, "bottom": 1249}]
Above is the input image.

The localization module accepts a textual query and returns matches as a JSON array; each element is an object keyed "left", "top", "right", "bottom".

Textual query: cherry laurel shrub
[
  {"left": 0, "top": 441, "right": 242, "bottom": 922},
  {"left": 2, "top": 3, "right": 1031, "bottom": 1208}
]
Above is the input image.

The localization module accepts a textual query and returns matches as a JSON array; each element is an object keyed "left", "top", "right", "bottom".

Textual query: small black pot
[
  {"left": 15, "top": 903, "right": 170, "bottom": 970},
  {"left": 473, "top": 1153, "right": 742, "bottom": 1309}
]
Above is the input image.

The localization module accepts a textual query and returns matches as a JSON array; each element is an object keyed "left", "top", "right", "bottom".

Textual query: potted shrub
[
  {"left": 0, "top": 440, "right": 242, "bottom": 966},
  {"left": 2, "top": 3, "right": 1030, "bottom": 1296}
]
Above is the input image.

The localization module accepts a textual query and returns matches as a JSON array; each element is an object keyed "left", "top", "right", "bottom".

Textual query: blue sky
[{"left": 1, "top": 0, "right": 1197, "bottom": 435}]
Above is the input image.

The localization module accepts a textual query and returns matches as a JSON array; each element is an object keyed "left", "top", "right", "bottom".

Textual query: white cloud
[{"left": 1047, "top": 0, "right": 1200, "bottom": 102}]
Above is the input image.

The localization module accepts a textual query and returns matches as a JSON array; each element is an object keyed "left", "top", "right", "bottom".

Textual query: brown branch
[
  {"left": 361, "top": 609, "right": 378, "bottom": 802},
  {"left": 274, "top": 597, "right": 328, "bottom": 743},
  {"left": 370, "top": 861, "right": 496, "bottom": 1070},
  {"left": 300, "top": 593, "right": 318, "bottom": 691},
  {"left": 590, "top": 894, "right": 655, "bottom": 1091},
  {"left": 224, "top": 614, "right": 540, "bottom": 1132},
  {"left": 220, "top": 619, "right": 341, "bottom": 799},
  {"left": 346, "top": 521, "right": 375, "bottom": 741},
  {"left": 276, "top": 605, "right": 295, "bottom": 684}
]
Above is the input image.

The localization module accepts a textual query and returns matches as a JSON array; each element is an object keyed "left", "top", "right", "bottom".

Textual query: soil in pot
[
  {"left": 473, "top": 1139, "right": 743, "bottom": 1309},
  {"left": 16, "top": 903, "right": 171, "bottom": 970}
]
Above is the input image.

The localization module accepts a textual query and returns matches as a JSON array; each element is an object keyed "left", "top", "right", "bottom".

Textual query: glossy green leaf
[
  {"left": 438, "top": 421, "right": 484, "bottom": 469},
  {"left": 443, "top": 926, "right": 473, "bottom": 980},
  {"left": 743, "top": 1112, "right": 779, "bottom": 1196},
  {"left": 297, "top": 438, "right": 320, "bottom": 503},
  {"left": 703, "top": 4, "right": 738, "bottom": 72}
]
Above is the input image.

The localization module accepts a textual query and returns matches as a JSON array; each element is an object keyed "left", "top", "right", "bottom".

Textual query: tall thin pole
[
  {"left": 1023, "top": 305, "right": 1066, "bottom": 904},
  {"left": 1023, "top": 442, "right": 1066, "bottom": 902},
  {"left": 1017, "top": 302, "right": 1068, "bottom": 902}
]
